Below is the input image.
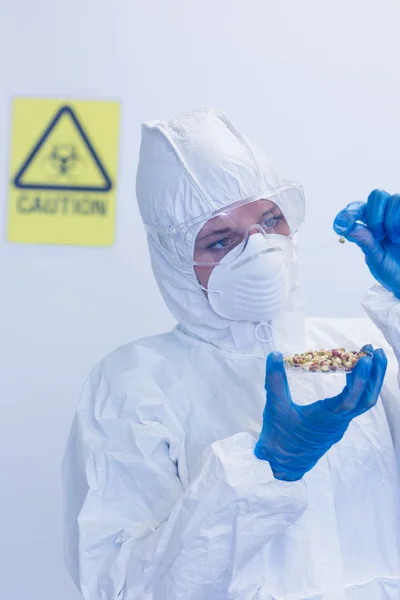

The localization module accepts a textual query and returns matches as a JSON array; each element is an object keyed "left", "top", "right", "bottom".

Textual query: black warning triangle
[{"left": 13, "top": 105, "right": 112, "bottom": 192}]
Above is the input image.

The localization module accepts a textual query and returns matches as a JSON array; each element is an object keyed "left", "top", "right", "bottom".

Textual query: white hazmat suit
[{"left": 63, "top": 108, "right": 400, "bottom": 600}]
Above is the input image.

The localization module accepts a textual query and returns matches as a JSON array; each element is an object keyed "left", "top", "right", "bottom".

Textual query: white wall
[{"left": 1, "top": 1, "right": 400, "bottom": 598}]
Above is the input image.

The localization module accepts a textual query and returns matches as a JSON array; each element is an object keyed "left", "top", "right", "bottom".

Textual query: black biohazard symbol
[
  {"left": 48, "top": 144, "right": 80, "bottom": 176},
  {"left": 13, "top": 106, "right": 112, "bottom": 192}
]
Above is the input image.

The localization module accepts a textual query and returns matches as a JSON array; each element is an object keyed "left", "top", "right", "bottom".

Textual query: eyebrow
[
  {"left": 196, "top": 208, "right": 280, "bottom": 243},
  {"left": 196, "top": 227, "right": 232, "bottom": 243}
]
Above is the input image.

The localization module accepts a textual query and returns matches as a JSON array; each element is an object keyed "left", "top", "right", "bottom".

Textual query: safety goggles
[{"left": 146, "top": 182, "right": 305, "bottom": 267}]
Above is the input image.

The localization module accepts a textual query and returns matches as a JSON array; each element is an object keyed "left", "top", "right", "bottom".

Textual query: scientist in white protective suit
[{"left": 63, "top": 107, "right": 400, "bottom": 600}]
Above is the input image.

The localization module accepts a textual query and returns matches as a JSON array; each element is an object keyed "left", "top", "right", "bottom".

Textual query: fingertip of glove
[
  {"left": 333, "top": 212, "right": 352, "bottom": 234},
  {"left": 355, "top": 354, "right": 373, "bottom": 377},
  {"left": 375, "top": 346, "right": 386, "bottom": 356},
  {"left": 368, "top": 188, "right": 391, "bottom": 202},
  {"left": 361, "top": 343, "right": 374, "bottom": 354},
  {"left": 267, "top": 351, "right": 283, "bottom": 365},
  {"left": 374, "top": 347, "right": 388, "bottom": 368}
]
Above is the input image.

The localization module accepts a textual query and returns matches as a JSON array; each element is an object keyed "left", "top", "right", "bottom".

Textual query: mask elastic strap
[{"left": 200, "top": 283, "right": 221, "bottom": 300}]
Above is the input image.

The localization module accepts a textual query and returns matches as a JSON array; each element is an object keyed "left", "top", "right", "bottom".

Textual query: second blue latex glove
[
  {"left": 333, "top": 189, "right": 400, "bottom": 299},
  {"left": 254, "top": 347, "right": 387, "bottom": 481}
]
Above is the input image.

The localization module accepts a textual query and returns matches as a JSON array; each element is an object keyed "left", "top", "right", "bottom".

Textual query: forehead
[{"left": 198, "top": 199, "right": 279, "bottom": 237}]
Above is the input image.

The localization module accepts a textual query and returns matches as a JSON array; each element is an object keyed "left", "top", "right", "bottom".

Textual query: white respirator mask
[{"left": 205, "top": 233, "right": 297, "bottom": 324}]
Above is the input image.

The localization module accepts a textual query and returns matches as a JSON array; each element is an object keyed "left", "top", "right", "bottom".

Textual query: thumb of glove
[
  {"left": 345, "top": 222, "right": 384, "bottom": 259},
  {"left": 265, "top": 351, "right": 292, "bottom": 410},
  {"left": 334, "top": 210, "right": 385, "bottom": 267}
]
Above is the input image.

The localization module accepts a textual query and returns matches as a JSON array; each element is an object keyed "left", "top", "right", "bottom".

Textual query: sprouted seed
[
  {"left": 339, "top": 236, "right": 346, "bottom": 244},
  {"left": 284, "top": 349, "right": 368, "bottom": 373}
]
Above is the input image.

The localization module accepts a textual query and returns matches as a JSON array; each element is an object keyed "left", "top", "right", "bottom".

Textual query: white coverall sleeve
[
  {"left": 362, "top": 284, "right": 400, "bottom": 469},
  {"left": 63, "top": 364, "right": 307, "bottom": 600}
]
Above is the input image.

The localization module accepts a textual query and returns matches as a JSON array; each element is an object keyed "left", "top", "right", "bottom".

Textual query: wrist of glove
[{"left": 255, "top": 347, "right": 387, "bottom": 481}]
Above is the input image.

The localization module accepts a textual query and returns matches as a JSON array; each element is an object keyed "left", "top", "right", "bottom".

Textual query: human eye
[
  {"left": 208, "top": 236, "right": 234, "bottom": 251},
  {"left": 261, "top": 214, "right": 282, "bottom": 230}
]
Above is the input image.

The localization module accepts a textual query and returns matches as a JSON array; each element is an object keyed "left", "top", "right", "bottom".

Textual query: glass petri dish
[{"left": 283, "top": 348, "right": 372, "bottom": 374}]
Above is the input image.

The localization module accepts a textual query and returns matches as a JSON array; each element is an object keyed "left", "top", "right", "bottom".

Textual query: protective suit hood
[{"left": 136, "top": 107, "right": 304, "bottom": 355}]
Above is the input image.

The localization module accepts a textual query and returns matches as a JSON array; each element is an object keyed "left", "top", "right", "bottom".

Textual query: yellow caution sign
[{"left": 7, "top": 98, "right": 120, "bottom": 246}]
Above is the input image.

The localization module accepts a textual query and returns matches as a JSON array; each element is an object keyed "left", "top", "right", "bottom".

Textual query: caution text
[{"left": 17, "top": 194, "right": 107, "bottom": 216}]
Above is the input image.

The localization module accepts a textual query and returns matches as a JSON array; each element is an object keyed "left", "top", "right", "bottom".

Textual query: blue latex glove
[
  {"left": 254, "top": 346, "right": 387, "bottom": 481},
  {"left": 333, "top": 189, "right": 400, "bottom": 299}
]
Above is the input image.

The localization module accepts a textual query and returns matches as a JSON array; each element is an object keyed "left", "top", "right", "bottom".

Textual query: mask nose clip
[
  {"left": 243, "top": 223, "right": 266, "bottom": 247},
  {"left": 242, "top": 224, "right": 283, "bottom": 251}
]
